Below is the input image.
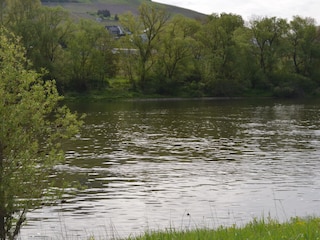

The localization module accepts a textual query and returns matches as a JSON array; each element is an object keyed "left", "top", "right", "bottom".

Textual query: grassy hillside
[{"left": 42, "top": 0, "right": 207, "bottom": 21}]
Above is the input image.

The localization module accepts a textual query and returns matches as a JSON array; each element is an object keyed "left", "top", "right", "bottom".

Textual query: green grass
[{"left": 126, "top": 217, "right": 320, "bottom": 240}]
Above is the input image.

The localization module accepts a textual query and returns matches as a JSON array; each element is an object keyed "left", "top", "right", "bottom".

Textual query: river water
[{"left": 20, "top": 98, "right": 320, "bottom": 239}]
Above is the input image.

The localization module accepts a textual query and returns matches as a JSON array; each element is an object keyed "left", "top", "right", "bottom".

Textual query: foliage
[
  {"left": 25, "top": 6, "right": 72, "bottom": 87},
  {"left": 120, "top": 2, "right": 170, "bottom": 92},
  {"left": 65, "top": 19, "right": 117, "bottom": 91},
  {"left": 287, "top": 16, "right": 319, "bottom": 77},
  {"left": 118, "top": 10, "right": 320, "bottom": 98},
  {"left": 3, "top": 0, "right": 73, "bottom": 89},
  {"left": 1, "top": 0, "right": 320, "bottom": 97},
  {"left": 197, "top": 13, "right": 249, "bottom": 96},
  {"left": 0, "top": 27, "right": 82, "bottom": 239},
  {"left": 97, "top": 9, "right": 111, "bottom": 18},
  {"left": 249, "top": 17, "right": 289, "bottom": 74},
  {"left": 152, "top": 15, "right": 200, "bottom": 94}
]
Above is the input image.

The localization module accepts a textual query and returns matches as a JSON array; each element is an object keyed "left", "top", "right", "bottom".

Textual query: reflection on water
[{"left": 20, "top": 99, "right": 320, "bottom": 239}]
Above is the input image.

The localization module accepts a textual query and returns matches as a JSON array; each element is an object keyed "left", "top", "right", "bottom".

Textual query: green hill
[{"left": 41, "top": 0, "right": 207, "bottom": 21}]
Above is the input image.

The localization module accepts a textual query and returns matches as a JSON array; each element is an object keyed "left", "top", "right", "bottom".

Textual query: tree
[
  {"left": 154, "top": 15, "right": 200, "bottom": 94},
  {"left": 0, "top": 27, "right": 82, "bottom": 240},
  {"left": 120, "top": 2, "right": 170, "bottom": 91},
  {"left": 4, "top": 0, "right": 41, "bottom": 25},
  {"left": 97, "top": 9, "right": 110, "bottom": 18},
  {"left": 268, "top": 16, "right": 320, "bottom": 97},
  {"left": 3, "top": 1, "right": 72, "bottom": 85},
  {"left": 114, "top": 14, "right": 119, "bottom": 21},
  {"left": 20, "top": 6, "right": 73, "bottom": 91},
  {"left": 287, "top": 16, "right": 318, "bottom": 76},
  {"left": 249, "top": 17, "right": 289, "bottom": 75},
  {"left": 198, "top": 13, "right": 246, "bottom": 96},
  {"left": 0, "top": 0, "right": 6, "bottom": 24},
  {"left": 66, "top": 19, "right": 117, "bottom": 91}
]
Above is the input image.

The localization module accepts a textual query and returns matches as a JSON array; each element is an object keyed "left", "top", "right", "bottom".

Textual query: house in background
[{"left": 106, "top": 25, "right": 126, "bottom": 38}]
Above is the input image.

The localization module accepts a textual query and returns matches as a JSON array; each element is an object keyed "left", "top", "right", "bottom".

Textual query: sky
[{"left": 153, "top": 0, "right": 320, "bottom": 24}]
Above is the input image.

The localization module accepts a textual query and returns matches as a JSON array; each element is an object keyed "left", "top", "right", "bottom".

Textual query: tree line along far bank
[{"left": 2, "top": 0, "right": 320, "bottom": 98}]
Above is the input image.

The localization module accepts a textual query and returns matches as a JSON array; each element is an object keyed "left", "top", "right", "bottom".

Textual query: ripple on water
[{"left": 20, "top": 100, "right": 320, "bottom": 239}]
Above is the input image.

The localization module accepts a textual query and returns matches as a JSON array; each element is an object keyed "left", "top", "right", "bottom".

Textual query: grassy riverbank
[{"left": 124, "top": 217, "right": 320, "bottom": 240}]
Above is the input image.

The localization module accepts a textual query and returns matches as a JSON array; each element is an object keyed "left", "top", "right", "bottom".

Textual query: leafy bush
[
  {"left": 97, "top": 9, "right": 111, "bottom": 18},
  {"left": 270, "top": 72, "right": 316, "bottom": 97}
]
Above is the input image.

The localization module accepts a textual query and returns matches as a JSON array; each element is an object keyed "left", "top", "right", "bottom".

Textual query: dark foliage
[{"left": 97, "top": 9, "right": 111, "bottom": 18}]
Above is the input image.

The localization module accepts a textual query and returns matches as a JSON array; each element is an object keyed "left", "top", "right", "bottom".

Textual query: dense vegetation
[
  {"left": 0, "top": 26, "right": 82, "bottom": 239},
  {"left": 2, "top": 0, "right": 320, "bottom": 98}
]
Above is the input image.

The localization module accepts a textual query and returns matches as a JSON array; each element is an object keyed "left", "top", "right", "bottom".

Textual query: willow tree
[
  {"left": 4, "top": 0, "right": 41, "bottom": 26},
  {"left": 2, "top": 0, "right": 72, "bottom": 88},
  {"left": 154, "top": 15, "right": 200, "bottom": 94},
  {"left": 0, "top": 28, "right": 82, "bottom": 240},
  {"left": 198, "top": 13, "right": 246, "bottom": 96},
  {"left": 249, "top": 17, "right": 289, "bottom": 74},
  {"left": 288, "top": 16, "right": 318, "bottom": 76},
  {"left": 66, "top": 19, "right": 117, "bottom": 91},
  {"left": 23, "top": 6, "right": 72, "bottom": 84},
  {"left": 121, "top": 2, "right": 170, "bottom": 91}
]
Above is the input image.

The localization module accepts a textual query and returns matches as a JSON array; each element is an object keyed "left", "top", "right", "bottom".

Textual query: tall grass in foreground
[{"left": 127, "top": 217, "right": 320, "bottom": 240}]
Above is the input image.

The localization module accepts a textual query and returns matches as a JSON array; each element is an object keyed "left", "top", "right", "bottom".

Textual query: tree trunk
[{"left": 12, "top": 210, "right": 26, "bottom": 240}]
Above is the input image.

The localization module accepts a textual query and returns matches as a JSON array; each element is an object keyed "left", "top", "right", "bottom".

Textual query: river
[{"left": 20, "top": 98, "right": 320, "bottom": 239}]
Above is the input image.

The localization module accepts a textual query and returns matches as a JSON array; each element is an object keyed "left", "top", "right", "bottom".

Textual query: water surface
[{"left": 20, "top": 98, "right": 320, "bottom": 239}]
